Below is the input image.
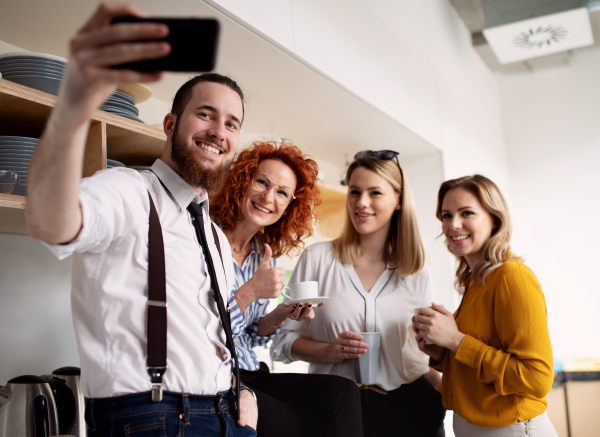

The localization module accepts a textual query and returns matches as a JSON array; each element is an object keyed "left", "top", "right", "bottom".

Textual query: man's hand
[
  {"left": 26, "top": 2, "right": 171, "bottom": 244},
  {"left": 237, "top": 388, "right": 258, "bottom": 430},
  {"left": 61, "top": 2, "right": 170, "bottom": 122}
]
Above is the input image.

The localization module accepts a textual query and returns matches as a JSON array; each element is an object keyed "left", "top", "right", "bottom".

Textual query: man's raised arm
[{"left": 25, "top": 2, "right": 170, "bottom": 244}]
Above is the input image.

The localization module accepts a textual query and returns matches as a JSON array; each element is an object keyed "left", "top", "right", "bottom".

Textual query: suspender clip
[{"left": 147, "top": 366, "right": 167, "bottom": 402}]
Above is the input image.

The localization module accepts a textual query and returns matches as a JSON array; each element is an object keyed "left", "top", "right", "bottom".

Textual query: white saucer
[{"left": 283, "top": 296, "right": 329, "bottom": 306}]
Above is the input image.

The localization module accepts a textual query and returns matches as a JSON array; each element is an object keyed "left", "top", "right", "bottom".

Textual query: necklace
[{"left": 231, "top": 242, "right": 248, "bottom": 254}]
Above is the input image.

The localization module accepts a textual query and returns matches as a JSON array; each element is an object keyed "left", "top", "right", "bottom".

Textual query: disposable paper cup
[
  {"left": 352, "top": 332, "right": 380, "bottom": 385},
  {"left": 414, "top": 305, "right": 444, "bottom": 345}
]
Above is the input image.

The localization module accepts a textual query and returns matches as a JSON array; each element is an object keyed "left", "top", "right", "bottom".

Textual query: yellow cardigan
[{"left": 433, "top": 259, "right": 553, "bottom": 428}]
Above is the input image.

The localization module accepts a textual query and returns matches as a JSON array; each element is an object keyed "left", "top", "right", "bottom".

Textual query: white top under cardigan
[
  {"left": 44, "top": 160, "right": 235, "bottom": 398},
  {"left": 270, "top": 241, "right": 432, "bottom": 391}
]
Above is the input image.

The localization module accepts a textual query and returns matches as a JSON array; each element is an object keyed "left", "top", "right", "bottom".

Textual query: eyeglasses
[
  {"left": 251, "top": 173, "right": 296, "bottom": 206},
  {"left": 353, "top": 150, "right": 404, "bottom": 181}
]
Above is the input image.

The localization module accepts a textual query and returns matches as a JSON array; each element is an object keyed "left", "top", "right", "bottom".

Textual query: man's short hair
[{"left": 170, "top": 73, "right": 245, "bottom": 123}]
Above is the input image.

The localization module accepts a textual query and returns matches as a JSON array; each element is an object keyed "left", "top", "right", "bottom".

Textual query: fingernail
[
  {"left": 298, "top": 304, "right": 303, "bottom": 308},
  {"left": 308, "top": 304, "right": 312, "bottom": 308}
]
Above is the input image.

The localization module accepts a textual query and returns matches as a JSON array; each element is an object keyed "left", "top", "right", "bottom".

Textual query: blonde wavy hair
[
  {"left": 332, "top": 156, "right": 425, "bottom": 277},
  {"left": 436, "top": 175, "right": 518, "bottom": 293}
]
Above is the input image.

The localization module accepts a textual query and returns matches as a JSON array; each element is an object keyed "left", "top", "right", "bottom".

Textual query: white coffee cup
[
  {"left": 413, "top": 305, "right": 444, "bottom": 345},
  {"left": 352, "top": 332, "right": 380, "bottom": 385},
  {"left": 281, "top": 281, "right": 319, "bottom": 301}
]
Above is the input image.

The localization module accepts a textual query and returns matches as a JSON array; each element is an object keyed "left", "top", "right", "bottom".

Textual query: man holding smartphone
[{"left": 25, "top": 2, "right": 257, "bottom": 436}]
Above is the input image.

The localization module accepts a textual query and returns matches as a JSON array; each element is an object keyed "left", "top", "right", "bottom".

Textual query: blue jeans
[{"left": 85, "top": 390, "right": 257, "bottom": 437}]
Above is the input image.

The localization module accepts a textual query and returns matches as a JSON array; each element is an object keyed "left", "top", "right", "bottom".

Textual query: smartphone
[{"left": 110, "top": 17, "right": 220, "bottom": 72}]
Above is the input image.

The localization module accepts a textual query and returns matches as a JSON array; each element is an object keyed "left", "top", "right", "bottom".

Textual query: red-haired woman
[{"left": 210, "top": 140, "right": 363, "bottom": 437}]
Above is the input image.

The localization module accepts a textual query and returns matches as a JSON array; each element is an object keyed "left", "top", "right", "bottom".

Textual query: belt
[{"left": 359, "top": 384, "right": 388, "bottom": 395}]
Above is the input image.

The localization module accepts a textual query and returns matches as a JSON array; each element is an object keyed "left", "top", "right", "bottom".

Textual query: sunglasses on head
[{"left": 353, "top": 150, "right": 404, "bottom": 181}]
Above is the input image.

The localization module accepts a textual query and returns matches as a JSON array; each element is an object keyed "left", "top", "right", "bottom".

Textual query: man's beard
[{"left": 170, "top": 119, "right": 231, "bottom": 193}]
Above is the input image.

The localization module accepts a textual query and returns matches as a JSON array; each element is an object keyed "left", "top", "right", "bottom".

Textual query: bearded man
[{"left": 25, "top": 3, "right": 257, "bottom": 436}]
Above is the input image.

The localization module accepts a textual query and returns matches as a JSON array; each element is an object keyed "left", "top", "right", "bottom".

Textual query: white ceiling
[{"left": 0, "top": 0, "right": 436, "bottom": 167}]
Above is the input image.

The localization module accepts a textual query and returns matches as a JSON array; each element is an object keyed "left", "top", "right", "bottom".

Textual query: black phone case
[{"left": 110, "top": 17, "right": 219, "bottom": 72}]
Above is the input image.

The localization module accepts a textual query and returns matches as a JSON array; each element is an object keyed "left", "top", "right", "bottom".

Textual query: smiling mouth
[
  {"left": 252, "top": 202, "right": 272, "bottom": 213},
  {"left": 196, "top": 140, "right": 223, "bottom": 155},
  {"left": 451, "top": 235, "right": 470, "bottom": 241},
  {"left": 356, "top": 212, "right": 374, "bottom": 218}
]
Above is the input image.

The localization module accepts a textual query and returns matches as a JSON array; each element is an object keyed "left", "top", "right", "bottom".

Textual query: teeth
[
  {"left": 199, "top": 143, "right": 221, "bottom": 155},
  {"left": 452, "top": 235, "right": 469, "bottom": 241},
  {"left": 253, "top": 202, "right": 271, "bottom": 213},
  {"left": 357, "top": 213, "right": 372, "bottom": 217}
]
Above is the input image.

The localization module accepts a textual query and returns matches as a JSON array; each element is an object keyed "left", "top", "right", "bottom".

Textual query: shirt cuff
[
  {"left": 282, "top": 332, "right": 305, "bottom": 362},
  {"left": 253, "top": 321, "right": 282, "bottom": 346},
  {"left": 454, "top": 334, "right": 487, "bottom": 369},
  {"left": 429, "top": 349, "right": 446, "bottom": 371}
]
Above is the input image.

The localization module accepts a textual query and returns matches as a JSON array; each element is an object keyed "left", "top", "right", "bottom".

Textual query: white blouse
[{"left": 270, "top": 241, "right": 432, "bottom": 391}]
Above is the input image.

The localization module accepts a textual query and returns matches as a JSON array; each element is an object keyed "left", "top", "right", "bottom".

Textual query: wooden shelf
[
  {"left": 0, "top": 194, "right": 26, "bottom": 234},
  {"left": 0, "top": 78, "right": 167, "bottom": 234}
]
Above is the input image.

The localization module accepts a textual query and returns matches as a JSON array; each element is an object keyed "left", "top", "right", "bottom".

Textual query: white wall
[
  {"left": 208, "top": 0, "right": 511, "bottom": 189},
  {"left": 501, "top": 47, "right": 600, "bottom": 361},
  {"left": 208, "top": 0, "right": 511, "bottom": 307},
  {"left": 0, "top": 234, "right": 78, "bottom": 383}
]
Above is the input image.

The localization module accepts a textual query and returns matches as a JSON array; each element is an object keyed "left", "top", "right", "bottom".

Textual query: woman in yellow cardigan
[{"left": 413, "top": 175, "right": 558, "bottom": 436}]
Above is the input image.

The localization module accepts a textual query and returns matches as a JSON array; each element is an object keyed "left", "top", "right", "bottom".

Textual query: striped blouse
[{"left": 229, "top": 239, "right": 280, "bottom": 371}]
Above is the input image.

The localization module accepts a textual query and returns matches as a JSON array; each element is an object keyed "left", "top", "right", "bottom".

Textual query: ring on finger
[
  {"left": 420, "top": 323, "right": 424, "bottom": 330},
  {"left": 290, "top": 312, "right": 299, "bottom": 320},
  {"left": 341, "top": 346, "right": 346, "bottom": 352}
]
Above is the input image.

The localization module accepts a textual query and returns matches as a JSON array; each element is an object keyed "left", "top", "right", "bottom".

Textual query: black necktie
[{"left": 187, "top": 202, "right": 241, "bottom": 420}]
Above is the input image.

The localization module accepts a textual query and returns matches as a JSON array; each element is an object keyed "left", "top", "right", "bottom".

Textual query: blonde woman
[
  {"left": 413, "top": 175, "right": 557, "bottom": 436},
  {"left": 271, "top": 151, "right": 445, "bottom": 437}
]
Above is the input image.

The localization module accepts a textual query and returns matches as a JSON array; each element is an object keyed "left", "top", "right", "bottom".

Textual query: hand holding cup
[
  {"left": 328, "top": 331, "right": 368, "bottom": 364},
  {"left": 413, "top": 302, "right": 466, "bottom": 353}
]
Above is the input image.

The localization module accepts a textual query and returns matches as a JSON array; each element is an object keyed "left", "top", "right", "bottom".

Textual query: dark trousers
[
  {"left": 360, "top": 376, "right": 446, "bottom": 437},
  {"left": 85, "top": 390, "right": 256, "bottom": 437},
  {"left": 239, "top": 362, "right": 363, "bottom": 437}
]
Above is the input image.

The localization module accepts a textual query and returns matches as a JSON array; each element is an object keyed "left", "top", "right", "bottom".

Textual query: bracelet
[
  {"left": 265, "top": 317, "right": 285, "bottom": 329},
  {"left": 234, "top": 294, "right": 247, "bottom": 308}
]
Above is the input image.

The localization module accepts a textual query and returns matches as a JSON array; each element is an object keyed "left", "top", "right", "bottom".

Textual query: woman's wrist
[
  {"left": 449, "top": 332, "right": 466, "bottom": 353},
  {"left": 264, "top": 308, "right": 286, "bottom": 328},
  {"left": 235, "top": 283, "right": 258, "bottom": 310}
]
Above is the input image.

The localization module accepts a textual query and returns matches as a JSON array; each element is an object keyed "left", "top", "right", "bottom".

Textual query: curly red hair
[{"left": 210, "top": 140, "right": 321, "bottom": 258}]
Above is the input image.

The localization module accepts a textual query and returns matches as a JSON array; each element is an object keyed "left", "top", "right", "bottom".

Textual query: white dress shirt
[
  {"left": 270, "top": 241, "right": 432, "bottom": 391},
  {"left": 45, "top": 159, "right": 235, "bottom": 398}
]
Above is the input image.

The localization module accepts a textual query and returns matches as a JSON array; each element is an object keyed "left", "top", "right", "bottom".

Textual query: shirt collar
[{"left": 150, "top": 159, "right": 207, "bottom": 210}]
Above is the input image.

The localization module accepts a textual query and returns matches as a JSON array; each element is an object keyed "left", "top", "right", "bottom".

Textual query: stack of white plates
[
  {"left": 0, "top": 135, "right": 38, "bottom": 196},
  {"left": 0, "top": 52, "right": 143, "bottom": 123}
]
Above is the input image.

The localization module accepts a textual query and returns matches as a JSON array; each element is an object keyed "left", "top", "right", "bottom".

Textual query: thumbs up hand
[{"left": 243, "top": 244, "right": 287, "bottom": 303}]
